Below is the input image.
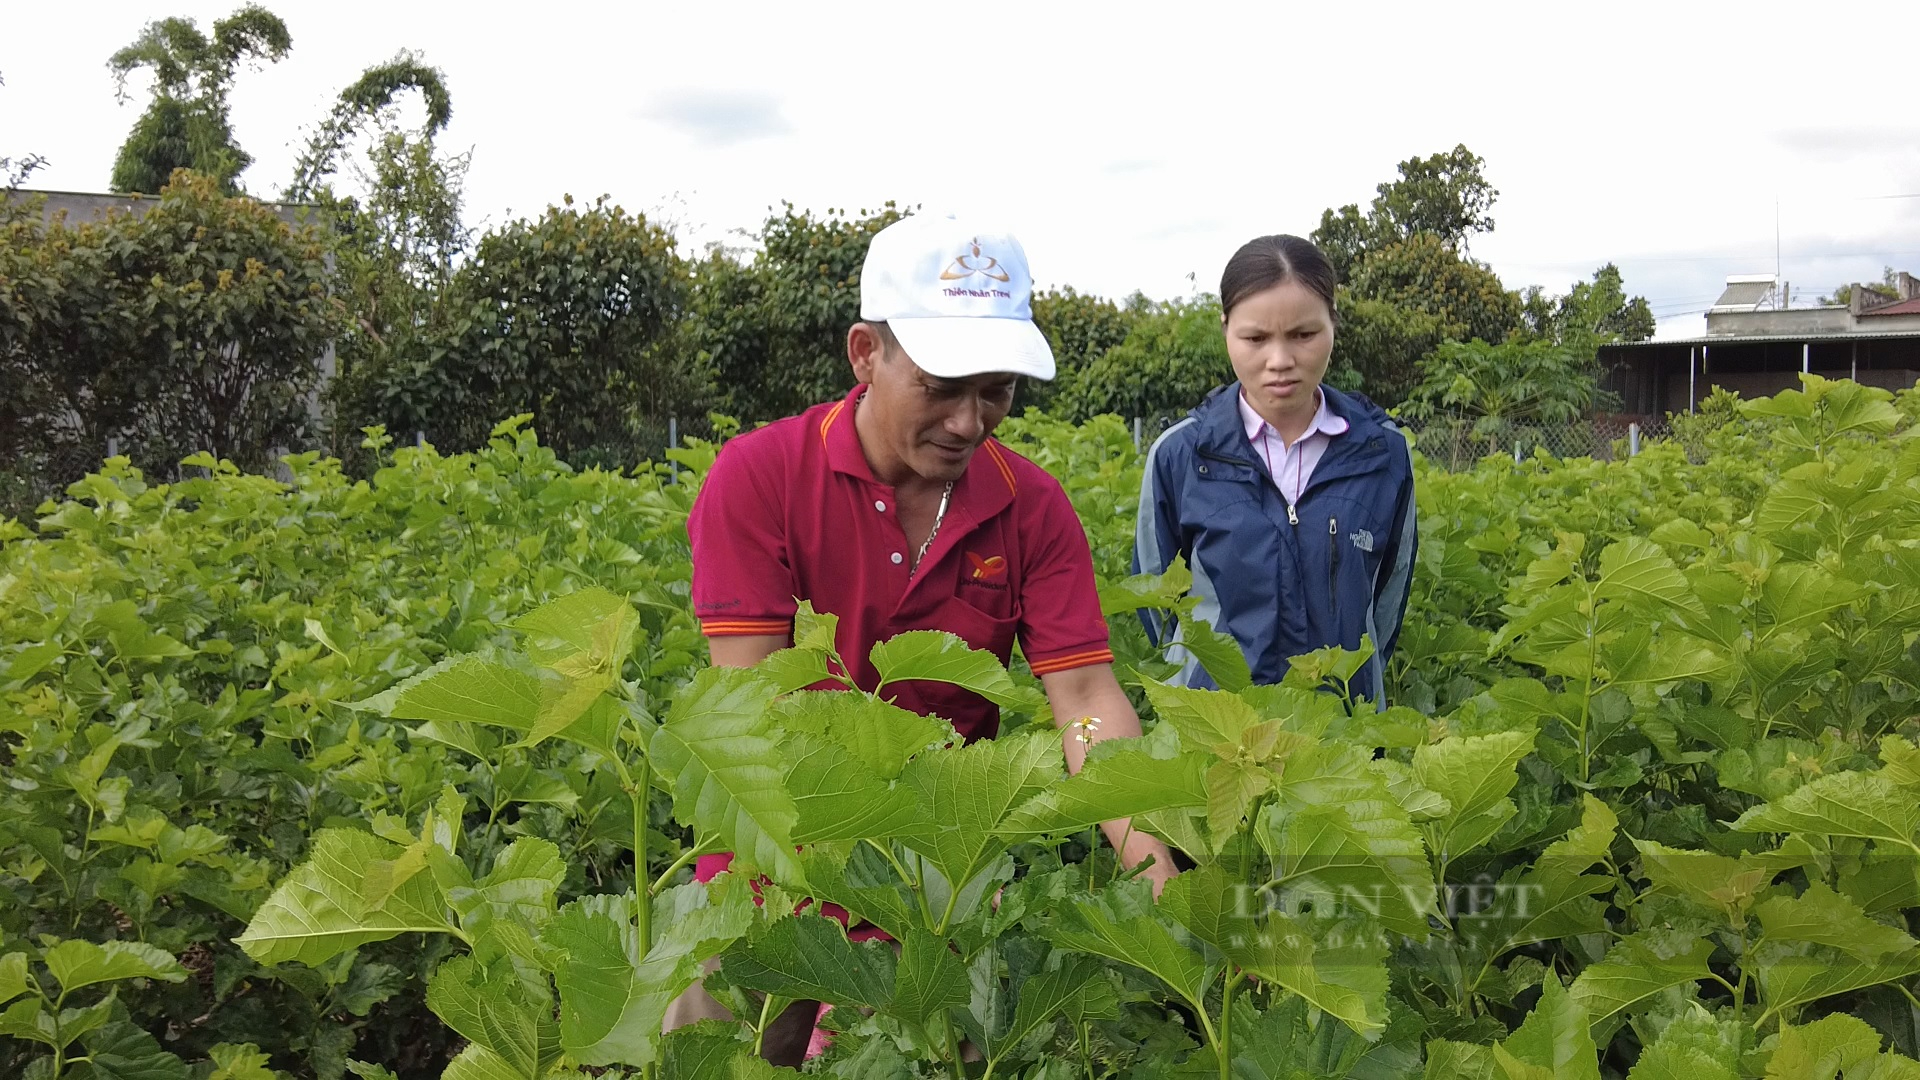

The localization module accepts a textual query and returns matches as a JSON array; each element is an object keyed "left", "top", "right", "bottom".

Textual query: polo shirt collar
[
  {"left": 821, "top": 384, "right": 1018, "bottom": 525},
  {"left": 1237, "top": 386, "right": 1349, "bottom": 445}
]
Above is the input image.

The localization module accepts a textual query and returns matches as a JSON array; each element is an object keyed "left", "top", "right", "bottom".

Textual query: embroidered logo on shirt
[
  {"left": 967, "top": 553, "right": 1008, "bottom": 580},
  {"left": 1350, "top": 529, "right": 1375, "bottom": 553}
]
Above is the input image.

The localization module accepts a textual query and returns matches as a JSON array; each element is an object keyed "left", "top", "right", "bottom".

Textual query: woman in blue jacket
[{"left": 1134, "top": 234, "right": 1416, "bottom": 705}]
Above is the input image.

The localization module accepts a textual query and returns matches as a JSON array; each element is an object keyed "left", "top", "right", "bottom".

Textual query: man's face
[{"left": 852, "top": 327, "right": 1018, "bottom": 484}]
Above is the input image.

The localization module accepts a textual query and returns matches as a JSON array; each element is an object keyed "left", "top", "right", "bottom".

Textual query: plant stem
[
  {"left": 752, "top": 993, "right": 777, "bottom": 1058},
  {"left": 1219, "top": 969, "right": 1238, "bottom": 1080},
  {"left": 943, "top": 1014, "right": 965, "bottom": 1080},
  {"left": 634, "top": 753, "right": 652, "bottom": 955},
  {"left": 650, "top": 837, "right": 714, "bottom": 897}
]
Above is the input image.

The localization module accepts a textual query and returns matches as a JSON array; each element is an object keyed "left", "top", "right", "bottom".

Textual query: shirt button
[
  {"left": 874, "top": 500, "right": 887, "bottom": 512},
  {"left": 890, "top": 552, "right": 904, "bottom": 565}
]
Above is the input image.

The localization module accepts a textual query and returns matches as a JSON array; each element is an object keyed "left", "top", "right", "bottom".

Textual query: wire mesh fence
[{"left": 3, "top": 410, "right": 1681, "bottom": 521}]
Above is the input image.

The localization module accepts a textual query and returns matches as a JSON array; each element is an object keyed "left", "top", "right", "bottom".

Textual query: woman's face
[{"left": 1224, "top": 279, "right": 1335, "bottom": 423}]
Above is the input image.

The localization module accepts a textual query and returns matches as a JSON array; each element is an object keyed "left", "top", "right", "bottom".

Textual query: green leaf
[
  {"left": 236, "top": 828, "right": 456, "bottom": 967},
  {"left": 1568, "top": 929, "right": 1716, "bottom": 1028},
  {"left": 773, "top": 691, "right": 949, "bottom": 780},
  {"left": 356, "top": 656, "right": 541, "bottom": 730},
  {"left": 897, "top": 728, "right": 1061, "bottom": 896},
  {"left": 722, "top": 911, "right": 896, "bottom": 1009},
  {"left": 1623, "top": 1005, "right": 1741, "bottom": 1080},
  {"left": 1175, "top": 613, "right": 1254, "bottom": 693},
  {"left": 1496, "top": 977, "right": 1599, "bottom": 1080},
  {"left": 1763, "top": 1012, "right": 1883, "bottom": 1079},
  {"left": 205, "top": 1042, "right": 276, "bottom": 1080},
  {"left": 1041, "top": 887, "right": 1214, "bottom": 1008},
  {"left": 785, "top": 732, "right": 924, "bottom": 845},
  {"left": 73, "top": 1016, "right": 191, "bottom": 1080},
  {"left": 1264, "top": 747, "right": 1434, "bottom": 939},
  {"left": 511, "top": 586, "right": 638, "bottom": 676},
  {"left": 1754, "top": 939, "right": 1920, "bottom": 1020},
  {"left": 1000, "top": 955, "right": 1105, "bottom": 1056},
  {"left": 0, "top": 953, "right": 28, "bottom": 1005},
  {"left": 1755, "top": 882, "right": 1919, "bottom": 959},
  {"left": 426, "top": 953, "right": 553, "bottom": 1079},
  {"left": 1425, "top": 1039, "right": 1499, "bottom": 1080},
  {"left": 44, "top": 940, "right": 187, "bottom": 995},
  {"left": 1208, "top": 759, "right": 1275, "bottom": 843},
  {"left": 1140, "top": 678, "right": 1263, "bottom": 753},
  {"left": 542, "top": 877, "right": 751, "bottom": 1068},
  {"left": 869, "top": 631, "right": 1045, "bottom": 712},
  {"left": 755, "top": 645, "right": 835, "bottom": 695},
  {"left": 997, "top": 742, "right": 1211, "bottom": 837},
  {"left": 1734, "top": 771, "right": 1920, "bottom": 851},
  {"left": 1633, "top": 840, "right": 1771, "bottom": 925},
  {"left": 0, "top": 996, "right": 56, "bottom": 1047},
  {"left": 1414, "top": 730, "right": 1535, "bottom": 868},
  {"left": 440, "top": 1044, "right": 536, "bottom": 1080},
  {"left": 1596, "top": 537, "right": 1706, "bottom": 618},
  {"left": 648, "top": 666, "right": 804, "bottom": 885},
  {"left": 1230, "top": 912, "right": 1389, "bottom": 1038},
  {"left": 888, "top": 928, "right": 969, "bottom": 1029}
]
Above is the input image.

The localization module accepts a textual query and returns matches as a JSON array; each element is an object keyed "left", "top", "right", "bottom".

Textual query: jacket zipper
[{"left": 1328, "top": 516, "right": 1340, "bottom": 622}]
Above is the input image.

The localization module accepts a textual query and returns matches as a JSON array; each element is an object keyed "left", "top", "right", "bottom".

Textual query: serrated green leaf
[
  {"left": 997, "top": 742, "right": 1210, "bottom": 837},
  {"left": 722, "top": 911, "right": 897, "bottom": 1009},
  {"left": 1230, "top": 912, "right": 1389, "bottom": 1038},
  {"left": 0, "top": 996, "right": 56, "bottom": 1046},
  {"left": 773, "top": 691, "right": 949, "bottom": 780},
  {"left": 511, "top": 586, "right": 638, "bottom": 676},
  {"left": 1042, "top": 886, "right": 1214, "bottom": 1008},
  {"left": 897, "top": 728, "right": 1060, "bottom": 895},
  {"left": 1754, "top": 939, "right": 1920, "bottom": 1020},
  {"left": 1624, "top": 1005, "right": 1741, "bottom": 1080},
  {"left": 1208, "top": 758, "right": 1274, "bottom": 843},
  {"left": 73, "top": 1016, "right": 191, "bottom": 1080},
  {"left": 1568, "top": 929, "right": 1715, "bottom": 1028},
  {"left": 755, "top": 645, "right": 835, "bottom": 695},
  {"left": 1596, "top": 537, "right": 1707, "bottom": 618},
  {"left": 44, "top": 941, "right": 187, "bottom": 995},
  {"left": 1175, "top": 613, "right": 1253, "bottom": 693},
  {"left": 426, "top": 953, "right": 553, "bottom": 1078},
  {"left": 648, "top": 666, "right": 804, "bottom": 885},
  {"left": 1634, "top": 840, "right": 1771, "bottom": 924},
  {"left": 1425, "top": 1039, "right": 1498, "bottom": 1080},
  {"left": 357, "top": 655, "right": 542, "bottom": 730},
  {"left": 785, "top": 732, "right": 925, "bottom": 845},
  {"left": 1734, "top": 771, "right": 1920, "bottom": 851},
  {"left": 205, "top": 1042, "right": 276, "bottom": 1080},
  {"left": 0, "top": 953, "right": 28, "bottom": 1005},
  {"left": 1755, "top": 882, "right": 1918, "bottom": 959},
  {"left": 1413, "top": 730, "right": 1535, "bottom": 868},
  {"left": 1001, "top": 955, "right": 1105, "bottom": 1057},
  {"left": 1497, "top": 977, "right": 1599, "bottom": 1080},
  {"left": 1141, "top": 678, "right": 1264, "bottom": 754},
  {"left": 1763, "top": 1012, "right": 1883, "bottom": 1079},
  {"left": 1263, "top": 749, "right": 1434, "bottom": 939},
  {"left": 236, "top": 828, "right": 455, "bottom": 967},
  {"left": 889, "top": 928, "right": 968, "bottom": 1029},
  {"left": 869, "top": 631, "right": 1044, "bottom": 711}
]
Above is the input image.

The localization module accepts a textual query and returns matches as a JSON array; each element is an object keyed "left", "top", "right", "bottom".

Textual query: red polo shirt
[{"left": 688, "top": 385, "right": 1114, "bottom": 742}]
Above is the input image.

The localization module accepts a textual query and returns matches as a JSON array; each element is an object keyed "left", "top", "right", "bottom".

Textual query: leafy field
[{"left": 6, "top": 376, "right": 1920, "bottom": 1079}]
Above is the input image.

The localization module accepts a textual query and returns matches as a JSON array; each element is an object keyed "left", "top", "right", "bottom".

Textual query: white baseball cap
[{"left": 859, "top": 212, "right": 1056, "bottom": 381}]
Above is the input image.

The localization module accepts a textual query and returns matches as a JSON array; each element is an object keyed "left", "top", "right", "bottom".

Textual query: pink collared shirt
[{"left": 1238, "top": 388, "right": 1349, "bottom": 507}]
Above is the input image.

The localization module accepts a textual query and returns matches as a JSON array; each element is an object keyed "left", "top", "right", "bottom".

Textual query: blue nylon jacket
[{"left": 1134, "top": 384, "right": 1418, "bottom": 704}]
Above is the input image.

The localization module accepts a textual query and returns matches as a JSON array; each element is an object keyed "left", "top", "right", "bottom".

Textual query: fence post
[
  {"left": 415, "top": 431, "right": 425, "bottom": 449},
  {"left": 1133, "top": 417, "right": 1142, "bottom": 452},
  {"left": 1628, "top": 422, "right": 1641, "bottom": 457},
  {"left": 668, "top": 417, "right": 679, "bottom": 485},
  {"left": 1514, "top": 438, "right": 1522, "bottom": 463},
  {"left": 106, "top": 437, "right": 119, "bottom": 459}
]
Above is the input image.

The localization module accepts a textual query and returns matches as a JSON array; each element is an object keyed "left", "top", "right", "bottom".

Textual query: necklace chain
[{"left": 858, "top": 390, "right": 955, "bottom": 575}]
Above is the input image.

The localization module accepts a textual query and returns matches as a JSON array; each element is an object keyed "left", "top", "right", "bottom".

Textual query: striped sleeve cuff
[
  {"left": 699, "top": 617, "right": 793, "bottom": 637},
  {"left": 1027, "top": 646, "right": 1116, "bottom": 676}
]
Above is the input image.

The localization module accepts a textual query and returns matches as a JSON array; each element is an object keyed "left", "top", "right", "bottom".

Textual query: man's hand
[{"left": 1037, "top": 662, "right": 1180, "bottom": 898}]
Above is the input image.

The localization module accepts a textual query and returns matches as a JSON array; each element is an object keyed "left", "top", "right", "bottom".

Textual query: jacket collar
[{"left": 1191, "top": 383, "right": 1396, "bottom": 486}]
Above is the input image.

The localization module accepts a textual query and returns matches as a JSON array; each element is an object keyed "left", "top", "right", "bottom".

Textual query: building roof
[
  {"left": 1601, "top": 329, "right": 1920, "bottom": 349},
  {"left": 1861, "top": 297, "right": 1920, "bottom": 317}
]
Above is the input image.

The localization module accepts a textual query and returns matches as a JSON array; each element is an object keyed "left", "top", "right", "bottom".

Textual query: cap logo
[{"left": 939, "top": 239, "right": 1012, "bottom": 284}]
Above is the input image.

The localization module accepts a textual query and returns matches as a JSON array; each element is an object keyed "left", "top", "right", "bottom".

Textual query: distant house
[{"left": 1599, "top": 272, "right": 1920, "bottom": 417}]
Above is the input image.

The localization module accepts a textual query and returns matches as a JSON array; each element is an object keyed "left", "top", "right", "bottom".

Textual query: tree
[
  {"left": 0, "top": 171, "right": 340, "bottom": 486},
  {"left": 1398, "top": 338, "right": 1617, "bottom": 455},
  {"left": 1821, "top": 267, "right": 1901, "bottom": 308},
  {"left": 1025, "top": 286, "right": 1144, "bottom": 413},
  {"left": 371, "top": 196, "right": 693, "bottom": 464},
  {"left": 107, "top": 5, "right": 292, "bottom": 194},
  {"left": 1347, "top": 233, "right": 1523, "bottom": 347},
  {"left": 1052, "top": 298, "right": 1229, "bottom": 422},
  {"left": 1, "top": 73, "right": 47, "bottom": 189},
  {"left": 1519, "top": 263, "right": 1654, "bottom": 361},
  {"left": 282, "top": 50, "right": 453, "bottom": 203},
  {"left": 1331, "top": 291, "right": 1449, "bottom": 407},
  {"left": 688, "top": 202, "right": 907, "bottom": 421},
  {"left": 1312, "top": 144, "right": 1498, "bottom": 281}
]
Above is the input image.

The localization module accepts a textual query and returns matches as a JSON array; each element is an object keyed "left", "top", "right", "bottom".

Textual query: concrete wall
[{"left": 1706, "top": 306, "right": 1853, "bottom": 336}]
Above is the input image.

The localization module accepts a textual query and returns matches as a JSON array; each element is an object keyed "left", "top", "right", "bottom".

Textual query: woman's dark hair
[{"left": 1220, "top": 234, "right": 1338, "bottom": 324}]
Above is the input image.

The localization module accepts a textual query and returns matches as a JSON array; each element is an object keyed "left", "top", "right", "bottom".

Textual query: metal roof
[
  {"left": 1601, "top": 330, "right": 1920, "bottom": 349},
  {"left": 1862, "top": 297, "right": 1920, "bottom": 317}
]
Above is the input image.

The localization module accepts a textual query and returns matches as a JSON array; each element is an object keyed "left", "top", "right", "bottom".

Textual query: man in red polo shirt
[{"left": 670, "top": 212, "right": 1173, "bottom": 1061}]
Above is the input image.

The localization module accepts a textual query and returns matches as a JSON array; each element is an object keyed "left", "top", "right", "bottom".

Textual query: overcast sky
[{"left": 6, "top": 0, "right": 1919, "bottom": 340}]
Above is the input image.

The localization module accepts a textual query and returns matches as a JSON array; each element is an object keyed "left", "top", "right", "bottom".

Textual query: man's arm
[
  {"left": 1038, "top": 662, "right": 1178, "bottom": 897},
  {"left": 708, "top": 635, "right": 787, "bottom": 670}
]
